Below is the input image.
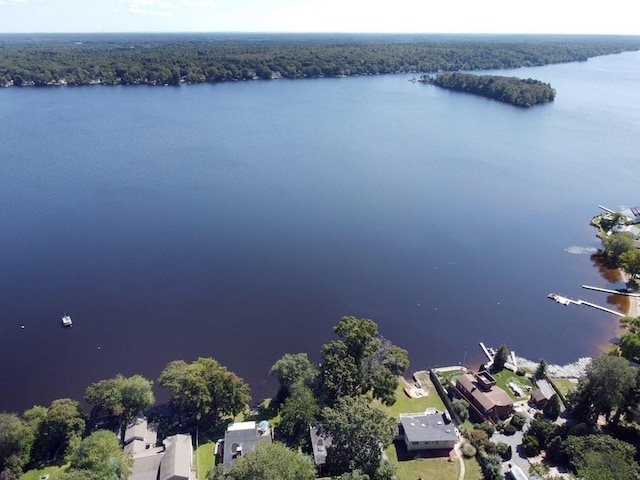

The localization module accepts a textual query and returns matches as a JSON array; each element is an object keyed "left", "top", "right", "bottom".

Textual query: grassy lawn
[
  {"left": 195, "top": 441, "right": 216, "bottom": 479},
  {"left": 374, "top": 382, "right": 447, "bottom": 418},
  {"left": 550, "top": 378, "right": 578, "bottom": 397},
  {"left": 490, "top": 369, "right": 534, "bottom": 401},
  {"left": 374, "top": 381, "right": 469, "bottom": 480},
  {"left": 463, "top": 456, "right": 484, "bottom": 480},
  {"left": 386, "top": 442, "right": 459, "bottom": 480},
  {"left": 20, "top": 465, "right": 69, "bottom": 480}
]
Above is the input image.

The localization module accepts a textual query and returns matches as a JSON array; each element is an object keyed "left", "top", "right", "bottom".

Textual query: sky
[{"left": 0, "top": 0, "right": 638, "bottom": 35}]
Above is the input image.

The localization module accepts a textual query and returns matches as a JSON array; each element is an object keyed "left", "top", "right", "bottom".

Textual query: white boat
[{"left": 61, "top": 315, "right": 72, "bottom": 327}]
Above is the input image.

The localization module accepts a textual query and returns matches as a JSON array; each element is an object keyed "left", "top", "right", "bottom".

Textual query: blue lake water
[{"left": 1, "top": 51, "right": 639, "bottom": 412}]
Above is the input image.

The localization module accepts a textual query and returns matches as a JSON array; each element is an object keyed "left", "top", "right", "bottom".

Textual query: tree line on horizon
[{"left": 1, "top": 34, "right": 640, "bottom": 87}]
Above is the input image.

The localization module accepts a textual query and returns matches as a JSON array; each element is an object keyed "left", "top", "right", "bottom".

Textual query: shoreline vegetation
[
  {"left": 418, "top": 72, "right": 555, "bottom": 107},
  {"left": 1, "top": 33, "right": 640, "bottom": 87}
]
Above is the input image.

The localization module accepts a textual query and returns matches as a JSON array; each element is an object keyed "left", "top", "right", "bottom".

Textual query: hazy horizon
[{"left": 1, "top": 0, "right": 638, "bottom": 36}]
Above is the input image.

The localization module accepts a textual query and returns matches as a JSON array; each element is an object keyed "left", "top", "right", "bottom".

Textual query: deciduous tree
[
  {"left": 158, "top": 357, "right": 249, "bottom": 425},
  {"left": 220, "top": 442, "right": 316, "bottom": 480},
  {"left": 564, "top": 434, "right": 639, "bottom": 480},
  {"left": 0, "top": 413, "right": 28, "bottom": 480},
  {"left": 568, "top": 354, "right": 638, "bottom": 424},
  {"left": 320, "top": 396, "right": 396, "bottom": 479},
  {"left": 85, "top": 374, "right": 154, "bottom": 430},
  {"left": 278, "top": 384, "right": 320, "bottom": 447},
  {"left": 269, "top": 353, "right": 317, "bottom": 398},
  {"left": 31, "top": 399, "right": 85, "bottom": 464},
  {"left": 69, "top": 430, "right": 132, "bottom": 480},
  {"left": 318, "top": 316, "right": 408, "bottom": 406}
]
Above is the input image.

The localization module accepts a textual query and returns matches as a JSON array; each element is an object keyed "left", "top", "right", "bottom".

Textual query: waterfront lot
[{"left": 376, "top": 382, "right": 483, "bottom": 480}]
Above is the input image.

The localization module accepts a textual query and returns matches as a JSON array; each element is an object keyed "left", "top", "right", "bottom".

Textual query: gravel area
[{"left": 516, "top": 356, "right": 591, "bottom": 379}]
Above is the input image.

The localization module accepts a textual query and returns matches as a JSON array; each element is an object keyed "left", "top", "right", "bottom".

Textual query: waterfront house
[
  {"left": 128, "top": 433, "right": 192, "bottom": 480},
  {"left": 620, "top": 207, "right": 640, "bottom": 225},
  {"left": 124, "top": 416, "right": 158, "bottom": 455},
  {"left": 309, "top": 426, "right": 333, "bottom": 473},
  {"left": 159, "top": 434, "right": 192, "bottom": 480},
  {"left": 455, "top": 372, "right": 514, "bottom": 420},
  {"left": 221, "top": 420, "right": 272, "bottom": 469},
  {"left": 397, "top": 410, "right": 459, "bottom": 453}
]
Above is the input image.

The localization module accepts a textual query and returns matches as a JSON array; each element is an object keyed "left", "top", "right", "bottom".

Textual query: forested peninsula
[
  {"left": 420, "top": 73, "right": 556, "bottom": 107},
  {"left": 1, "top": 33, "right": 640, "bottom": 87}
]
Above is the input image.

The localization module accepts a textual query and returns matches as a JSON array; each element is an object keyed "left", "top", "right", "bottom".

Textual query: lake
[{"left": 1, "top": 51, "right": 639, "bottom": 413}]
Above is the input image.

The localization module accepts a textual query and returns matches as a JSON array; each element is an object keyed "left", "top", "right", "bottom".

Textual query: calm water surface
[{"left": 1, "top": 51, "right": 639, "bottom": 412}]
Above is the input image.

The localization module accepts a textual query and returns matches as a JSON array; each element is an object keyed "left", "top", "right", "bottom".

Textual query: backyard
[{"left": 375, "top": 380, "right": 483, "bottom": 480}]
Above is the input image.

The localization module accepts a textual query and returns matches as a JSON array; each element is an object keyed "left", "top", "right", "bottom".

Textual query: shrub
[
  {"left": 510, "top": 412, "right": 527, "bottom": 430},
  {"left": 487, "top": 441, "right": 510, "bottom": 460},
  {"left": 481, "top": 453, "right": 503, "bottom": 480},
  {"left": 529, "top": 462, "right": 549, "bottom": 476},
  {"left": 522, "top": 434, "right": 541, "bottom": 457},
  {"left": 503, "top": 423, "right": 517, "bottom": 436},
  {"left": 474, "top": 421, "right": 496, "bottom": 436},
  {"left": 470, "top": 429, "right": 489, "bottom": 448},
  {"left": 461, "top": 443, "right": 477, "bottom": 458}
]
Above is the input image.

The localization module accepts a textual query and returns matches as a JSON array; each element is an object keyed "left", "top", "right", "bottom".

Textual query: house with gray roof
[
  {"left": 620, "top": 207, "right": 640, "bottom": 224},
  {"left": 309, "top": 426, "right": 333, "bottom": 469},
  {"left": 127, "top": 432, "right": 192, "bottom": 480},
  {"left": 159, "top": 434, "right": 192, "bottom": 480},
  {"left": 124, "top": 416, "right": 158, "bottom": 455},
  {"left": 222, "top": 421, "right": 272, "bottom": 469},
  {"left": 530, "top": 378, "right": 556, "bottom": 408},
  {"left": 398, "top": 411, "right": 459, "bottom": 452}
]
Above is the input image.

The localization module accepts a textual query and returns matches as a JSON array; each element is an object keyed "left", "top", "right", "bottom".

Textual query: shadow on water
[{"left": 590, "top": 252, "right": 624, "bottom": 284}]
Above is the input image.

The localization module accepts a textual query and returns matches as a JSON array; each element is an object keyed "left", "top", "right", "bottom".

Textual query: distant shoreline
[{"left": 2, "top": 34, "right": 640, "bottom": 88}]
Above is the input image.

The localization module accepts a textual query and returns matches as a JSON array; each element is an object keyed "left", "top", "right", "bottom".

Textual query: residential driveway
[{"left": 492, "top": 430, "right": 530, "bottom": 477}]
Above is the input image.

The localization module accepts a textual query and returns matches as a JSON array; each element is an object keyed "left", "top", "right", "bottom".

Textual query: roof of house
[
  {"left": 535, "top": 379, "right": 555, "bottom": 400},
  {"left": 223, "top": 421, "right": 272, "bottom": 469},
  {"left": 456, "top": 373, "right": 513, "bottom": 412},
  {"left": 399, "top": 412, "right": 458, "bottom": 444},
  {"left": 530, "top": 389, "right": 547, "bottom": 403},
  {"left": 309, "top": 426, "right": 333, "bottom": 466},
  {"left": 159, "top": 434, "right": 192, "bottom": 480},
  {"left": 124, "top": 417, "right": 158, "bottom": 455},
  {"left": 620, "top": 207, "right": 640, "bottom": 222},
  {"left": 130, "top": 451, "right": 163, "bottom": 480}
]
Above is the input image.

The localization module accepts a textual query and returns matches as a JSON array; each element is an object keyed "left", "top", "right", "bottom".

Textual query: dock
[
  {"left": 547, "top": 293, "right": 624, "bottom": 317},
  {"left": 598, "top": 205, "right": 617, "bottom": 214},
  {"left": 479, "top": 342, "right": 518, "bottom": 371},
  {"left": 582, "top": 285, "right": 640, "bottom": 297}
]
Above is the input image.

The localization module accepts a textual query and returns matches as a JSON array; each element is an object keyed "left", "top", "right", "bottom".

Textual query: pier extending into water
[
  {"left": 582, "top": 285, "right": 640, "bottom": 297},
  {"left": 548, "top": 293, "right": 624, "bottom": 317}
]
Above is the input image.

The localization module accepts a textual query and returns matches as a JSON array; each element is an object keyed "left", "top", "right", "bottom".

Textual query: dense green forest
[
  {"left": 1, "top": 33, "right": 639, "bottom": 87},
  {"left": 421, "top": 72, "right": 556, "bottom": 107}
]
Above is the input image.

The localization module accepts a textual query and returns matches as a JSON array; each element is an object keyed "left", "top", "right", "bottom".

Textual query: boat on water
[{"left": 61, "top": 315, "right": 73, "bottom": 327}]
